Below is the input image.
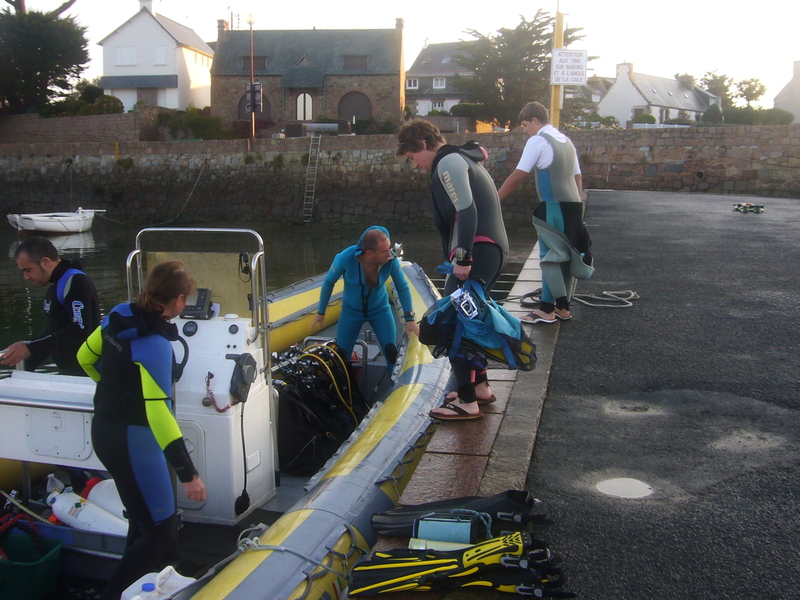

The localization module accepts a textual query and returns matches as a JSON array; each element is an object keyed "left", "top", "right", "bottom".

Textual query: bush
[
  {"left": 77, "top": 95, "right": 124, "bottom": 115},
  {"left": 353, "top": 118, "right": 399, "bottom": 135},
  {"left": 702, "top": 104, "right": 723, "bottom": 123},
  {"left": 159, "top": 106, "right": 242, "bottom": 139},
  {"left": 632, "top": 114, "right": 656, "bottom": 124},
  {"left": 722, "top": 106, "right": 758, "bottom": 125},
  {"left": 450, "top": 103, "right": 483, "bottom": 119},
  {"left": 757, "top": 108, "right": 794, "bottom": 125},
  {"left": 426, "top": 109, "right": 451, "bottom": 117}
]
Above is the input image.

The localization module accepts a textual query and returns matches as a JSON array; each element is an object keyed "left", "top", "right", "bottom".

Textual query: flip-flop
[
  {"left": 446, "top": 391, "right": 496, "bottom": 405},
  {"left": 430, "top": 402, "right": 483, "bottom": 421},
  {"left": 554, "top": 312, "right": 572, "bottom": 321},
  {"left": 520, "top": 311, "right": 556, "bottom": 324}
]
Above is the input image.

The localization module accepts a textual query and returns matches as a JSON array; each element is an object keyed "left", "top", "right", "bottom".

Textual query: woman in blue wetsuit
[
  {"left": 311, "top": 226, "right": 419, "bottom": 366},
  {"left": 78, "top": 261, "right": 206, "bottom": 600}
]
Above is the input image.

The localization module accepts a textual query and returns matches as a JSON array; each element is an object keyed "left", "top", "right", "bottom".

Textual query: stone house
[
  {"left": 598, "top": 63, "right": 719, "bottom": 126},
  {"left": 774, "top": 61, "right": 800, "bottom": 122},
  {"left": 210, "top": 20, "right": 405, "bottom": 131},
  {"left": 405, "top": 41, "right": 475, "bottom": 116},
  {"left": 97, "top": 0, "right": 213, "bottom": 112}
]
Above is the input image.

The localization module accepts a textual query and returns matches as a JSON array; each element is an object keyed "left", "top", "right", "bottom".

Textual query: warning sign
[{"left": 550, "top": 49, "right": 588, "bottom": 86}]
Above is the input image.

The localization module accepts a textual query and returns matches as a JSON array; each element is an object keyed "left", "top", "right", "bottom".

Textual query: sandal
[
  {"left": 430, "top": 401, "right": 483, "bottom": 421},
  {"left": 520, "top": 310, "right": 556, "bottom": 324},
  {"left": 554, "top": 308, "right": 572, "bottom": 321},
  {"left": 446, "top": 391, "right": 496, "bottom": 405}
]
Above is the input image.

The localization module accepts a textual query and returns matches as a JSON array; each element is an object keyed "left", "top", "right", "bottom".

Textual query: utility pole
[
  {"left": 549, "top": 4, "right": 564, "bottom": 128},
  {"left": 247, "top": 14, "right": 256, "bottom": 142}
]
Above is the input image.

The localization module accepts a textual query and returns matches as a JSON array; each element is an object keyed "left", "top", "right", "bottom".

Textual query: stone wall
[
  {"left": 1, "top": 125, "right": 798, "bottom": 228},
  {"left": 0, "top": 108, "right": 161, "bottom": 144}
]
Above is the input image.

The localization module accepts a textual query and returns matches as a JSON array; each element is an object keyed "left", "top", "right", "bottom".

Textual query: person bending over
[
  {"left": 398, "top": 119, "right": 509, "bottom": 421},
  {"left": 312, "top": 226, "right": 419, "bottom": 367},
  {"left": 2, "top": 236, "right": 100, "bottom": 375}
]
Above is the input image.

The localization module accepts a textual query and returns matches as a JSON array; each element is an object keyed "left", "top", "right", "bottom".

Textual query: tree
[
  {"left": 700, "top": 70, "right": 734, "bottom": 108},
  {"left": 735, "top": 77, "right": 766, "bottom": 108},
  {"left": 452, "top": 11, "right": 584, "bottom": 127},
  {"left": 0, "top": 7, "right": 88, "bottom": 114}
]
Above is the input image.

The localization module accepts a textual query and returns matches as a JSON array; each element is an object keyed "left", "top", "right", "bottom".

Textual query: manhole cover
[{"left": 596, "top": 477, "right": 653, "bottom": 498}]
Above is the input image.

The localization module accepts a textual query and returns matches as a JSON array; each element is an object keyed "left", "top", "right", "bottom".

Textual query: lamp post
[{"left": 247, "top": 14, "right": 256, "bottom": 141}]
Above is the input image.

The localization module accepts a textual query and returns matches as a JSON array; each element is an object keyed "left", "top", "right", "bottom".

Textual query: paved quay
[
  {"left": 372, "top": 189, "right": 800, "bottom": 600},
  {"left": 398, "top": 245, "right": 556, "bottom": 506}
]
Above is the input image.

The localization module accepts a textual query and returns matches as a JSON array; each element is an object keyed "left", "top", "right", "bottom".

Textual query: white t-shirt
[{"left": 516, "top": 124, "right": 581, "bottom": 176}]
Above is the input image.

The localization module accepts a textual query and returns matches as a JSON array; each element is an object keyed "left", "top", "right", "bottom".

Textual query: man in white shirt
[{"left": 498, "top": 101, "right": 592, "bottom": 324}]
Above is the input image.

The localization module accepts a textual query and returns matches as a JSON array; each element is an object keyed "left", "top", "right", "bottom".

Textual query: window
[
  {"left": 406, "top": 78, "right": 418, "bottom": 90},
  {"left": 297, "top": 93, "right": 312, "bottom": 121},
  {"left": 442, "top": 56, "right": 451, "bottom": 63},
  {"left": 432, "top": 101, "right": 445, "bottom": 111},
  {"left": 433, "top": 78, "right": 446, "bottom": 89},
  {"left": 154, "top": 46, "right": 166, "bottom": 65},
  {"left": 343, "top": 55, "right": 368, "bottom": 70},
  {"left": 242, "top": 56, "right": 267, "bottom": 71},
  {"left": 115, "top": 46, "right": 137, "bottom": 66}
]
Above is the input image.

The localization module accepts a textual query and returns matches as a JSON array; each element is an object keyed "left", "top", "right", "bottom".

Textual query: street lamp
[{"left": 247, "top": 14, "right": 256, "bottom": 141}]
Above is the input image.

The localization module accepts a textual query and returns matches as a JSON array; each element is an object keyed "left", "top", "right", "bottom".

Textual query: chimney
[
  {"left": 794, "top": 60, "right": 800, "bottom": 79},
  {"left": 139, "top": 0, "right": 158, "bottom": 14},
  {"left": 217, "top": 19, "right": 229, "bottom": 40}
]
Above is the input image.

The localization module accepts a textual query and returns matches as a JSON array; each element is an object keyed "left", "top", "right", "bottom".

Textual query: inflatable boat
[{"left": 0, "top": 227, "right": 452, "bottom": 600}]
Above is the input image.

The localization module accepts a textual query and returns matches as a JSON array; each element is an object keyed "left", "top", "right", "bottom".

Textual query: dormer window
[
  {"left": 406, "top": 78, "right": 419, "bottom": 90},
  {"left": 433, "top": 77, "right": 446, "bottom": 89},
  {"left": 343, "top": 55, "right": 368, "bottom": 70},
  {"left": 442, "top": 56, "right": 451, "bottom": 63}
]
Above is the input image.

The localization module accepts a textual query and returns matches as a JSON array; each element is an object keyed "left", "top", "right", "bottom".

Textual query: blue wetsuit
[
  {"left": 317, "top": 226, "right": 415, "bottom": 364},
  {"left": 78, "top": 303, "right": 196, "bottom": 600}
]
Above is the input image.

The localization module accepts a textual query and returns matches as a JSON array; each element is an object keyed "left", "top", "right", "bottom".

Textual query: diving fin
[
  {"left": 350, "top": 532, "right": 540, "bottom": 596},
  {"left": 371, "top": 489, "right": 547, "bottom": 538}
]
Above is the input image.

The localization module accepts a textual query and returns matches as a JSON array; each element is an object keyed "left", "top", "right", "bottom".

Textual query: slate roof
[
  {"left": 212, "top": 28, "right": 400, "bottom": 88},
  {"left": 406, "top": 41, "right": 475, "bottom": 76},
  {"left": 629, "top": 72, "right": 714, "bottom": 112},
  {"left": 98, "top": 8, "right": 214, "bottom": 57}
]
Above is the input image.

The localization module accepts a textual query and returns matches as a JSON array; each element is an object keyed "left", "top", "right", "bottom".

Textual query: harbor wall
[{"left": 1, "top": 121, "right": 798, "bottom": 226}]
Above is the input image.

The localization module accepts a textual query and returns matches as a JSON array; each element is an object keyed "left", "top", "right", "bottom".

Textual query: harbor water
[{"left": 0, "top": 218, "right": 535, "bottom": 366}]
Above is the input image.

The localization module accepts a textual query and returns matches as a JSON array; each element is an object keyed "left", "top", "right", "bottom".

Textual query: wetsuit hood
[
  {"left": 108, "top": 303, "right": 180, "bottom": 342},
  {"left": 431, "top": 141, "right": 488, "bottom": 173},
  {"left": 354, "top": 225, "right": 392, "bottom": 257}
]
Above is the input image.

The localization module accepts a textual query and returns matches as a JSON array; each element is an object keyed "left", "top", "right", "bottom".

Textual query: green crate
[{"left": 0, "top": 533, "right": 63, "bottom": 600}]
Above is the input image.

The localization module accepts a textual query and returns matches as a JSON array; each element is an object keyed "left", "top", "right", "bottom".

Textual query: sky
[{"left": 22, "top": 0, "right": 800, "bottom": 108}]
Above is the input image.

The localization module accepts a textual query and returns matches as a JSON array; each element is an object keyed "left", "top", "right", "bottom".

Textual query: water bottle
[{"left": 47, "top": 489, "right": 128, "bottom": 537}]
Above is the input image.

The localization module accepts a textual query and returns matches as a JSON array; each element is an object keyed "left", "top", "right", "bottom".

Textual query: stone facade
[{"left": 1, "top": 125, "right": 798, "bottom": 229}]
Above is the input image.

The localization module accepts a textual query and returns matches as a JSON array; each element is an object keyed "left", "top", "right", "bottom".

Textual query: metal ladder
[{"left": 302, "top": 134, "right": 322, "bottom": 223}]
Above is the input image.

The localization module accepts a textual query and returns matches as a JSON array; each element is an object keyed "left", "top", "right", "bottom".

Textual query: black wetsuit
[
  {"left": 430, "top": 142, "right": 510, "bottom": 400},
  {"left": 25, "top": 259, "right": 100, "bottom": 375},
  {"left": 78, "top": 303, "right": 197, "bottom": 600}
]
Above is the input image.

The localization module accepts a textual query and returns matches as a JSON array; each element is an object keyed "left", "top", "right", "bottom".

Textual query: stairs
[{"left": 302, "top": 134, "right": 322, "bottom": 223}]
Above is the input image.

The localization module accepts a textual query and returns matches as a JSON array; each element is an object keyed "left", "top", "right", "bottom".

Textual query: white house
[
  {"left": 774, "top": 61, "right": 800, "bottom": 122},
  {"left": 98, "top": 0, "right": 214, "bottom": 111},
  {"left": 598, "top": 63, "right": 719, "bottom": 127},
  {"left": 405, "top": 41, "right": 475, "bottom": 116}
]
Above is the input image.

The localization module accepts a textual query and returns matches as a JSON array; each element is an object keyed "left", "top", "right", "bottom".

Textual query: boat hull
[
  {"left": 6, "top": 208, "right": 105, "bottom": 233},
  {"left": 183, "top": 262, "right": 451, "bottom": 600}
]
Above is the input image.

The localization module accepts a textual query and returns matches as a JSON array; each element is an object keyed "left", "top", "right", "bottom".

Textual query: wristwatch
[
  {"left": 453, "top": 247, "right": 473, "bottom": 265},
  {"left": 403, "top": 311, "right": 416, "bottom": 322}
]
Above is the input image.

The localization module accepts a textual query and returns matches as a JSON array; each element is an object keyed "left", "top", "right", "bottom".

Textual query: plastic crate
[{"left": 0, "top": 533, "right": 63, "bottom": 600}]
